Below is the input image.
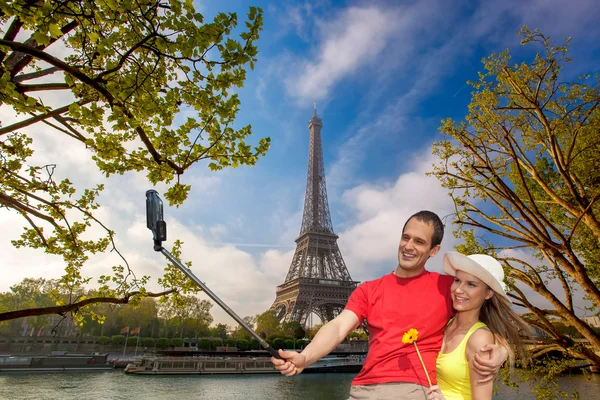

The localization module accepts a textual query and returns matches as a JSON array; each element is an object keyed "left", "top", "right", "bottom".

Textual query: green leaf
[
  {"left": 48, "top": 23, "right": 62, "bottom": 38},
  {"left": 32, "top": 31, "right": 51, "bottom": 46}
]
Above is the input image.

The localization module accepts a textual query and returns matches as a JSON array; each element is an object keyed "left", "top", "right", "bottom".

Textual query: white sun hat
[{"left": 443, "top": 252, "right": 508, "bottom": 298}]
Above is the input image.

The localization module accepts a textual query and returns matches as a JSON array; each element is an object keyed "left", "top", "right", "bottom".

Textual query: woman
[{"left": 427, "top": 252, "right": 530, "bottom": 400}]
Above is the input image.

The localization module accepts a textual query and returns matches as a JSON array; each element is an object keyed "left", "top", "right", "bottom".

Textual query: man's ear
[{"left": 429, "top": 244, "right": 441, "bottom": 257}]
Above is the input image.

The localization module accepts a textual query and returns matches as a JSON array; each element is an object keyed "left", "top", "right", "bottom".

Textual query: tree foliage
[
  {"left": 0, "top": 278, "right": 214, "bottom": 338},
  {"left": 236, "top": 338, "right": 248, "bottom": 351},
  {"left": 111, "top": 334, "right": 125, "bottom": 345},
  {"left": 432, "top": 27, "right": 600, "bottom": 369},
  {"left": 283, "top": 320, "right": 306, "bottom": 340},
  {"left": 230, "top": 315, "right": 255, "bottom": 340},
  {"left": 255, "top": 309, "right": 280, "bottom": 339},
  {"left": 157, "top": 293, "right": 213, "bottom": 338},
  {"left": 210, "top": 322, "right": 228, "bottom": 339},
  {"left": 0, "top": 1, "right": 268, "bottom": 322}
]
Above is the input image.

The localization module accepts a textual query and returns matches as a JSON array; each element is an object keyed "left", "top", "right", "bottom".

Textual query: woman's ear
[{"left": 485, "top": 289, "right": 495, "bottom": 300}]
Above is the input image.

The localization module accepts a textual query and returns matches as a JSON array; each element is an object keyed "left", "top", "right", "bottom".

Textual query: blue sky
[{"left": 2, "top": 0, "right": 600, "bottom": 325}]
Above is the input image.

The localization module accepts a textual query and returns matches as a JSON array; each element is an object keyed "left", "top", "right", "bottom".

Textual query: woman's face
[{"left": 451, "top": 270, "right": 494, "bottom": 312}]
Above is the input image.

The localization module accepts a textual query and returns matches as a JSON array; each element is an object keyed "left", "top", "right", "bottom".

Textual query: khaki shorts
[{"left": 349, "top": 382, "right": 428, "bottom": 400}]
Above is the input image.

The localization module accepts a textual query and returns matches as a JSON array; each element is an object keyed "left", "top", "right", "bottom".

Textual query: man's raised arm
[{"left": 271, "top": 309, "right": 360, "bottom": 376}]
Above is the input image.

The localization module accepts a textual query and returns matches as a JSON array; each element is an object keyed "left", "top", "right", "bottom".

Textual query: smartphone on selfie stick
[{"left": 145, "top": 189, "right": 281, "bottom": 359}]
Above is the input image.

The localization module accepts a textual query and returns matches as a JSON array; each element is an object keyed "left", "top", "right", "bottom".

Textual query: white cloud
[
  {"left": 1, "top": 212, "right": 67, "bottom": 284},
  {"left": 286, "top": 6, "right": 399, "bottom": 103},
  {"left": 326, "top": 99, "right": 411, "bottom": 190},
  {"left": 209, "top": 224, "right": 228, "bottom": 239},
  {"left": 270, "top": 1, "right": 329, "bottom": 42},
  {"left": 338, "top": 147, "right": 458, "bottom": 281},
  {"left": 134, "top": 219, "right": 294, "bottom": 325},
  {"left": 324, "top": 12, "right": 475, "bottom": 193},
  {"left": 281, "top": 3, "right": 312, "bottom": 40}
]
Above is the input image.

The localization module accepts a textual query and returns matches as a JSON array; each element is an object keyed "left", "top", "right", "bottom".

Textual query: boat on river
[
  {"left": 0, "top": 352, "right": 114, "bottom": 373},
  {"left": 124, "top": 354, "right": 364, "bottom": 375}
]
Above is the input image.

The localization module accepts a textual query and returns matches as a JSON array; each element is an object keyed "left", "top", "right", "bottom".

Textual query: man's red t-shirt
[{"left": 345, "top": 270, "right": 454, "bottom": 387}]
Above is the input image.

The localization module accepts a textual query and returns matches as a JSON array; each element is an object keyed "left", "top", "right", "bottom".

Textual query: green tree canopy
[
  {"left": 0, "top": 277, "right": 219, "bottom": 338},
  {"left": 230, "top": 315, "right": 255, "bottom": 340},
  {"left": 157, "top": 293, "right": 212, "bottom": 338},
  {"left": 0, "top": 1, "right": 268, "bottom": 323},
  {"left": 432, "top": 27, "right": 600, "bottom": 369},
  {"left": 282, "top": 320, "right": 305, "bottom": 339},
  {"left": 255, "top": 309, "right": 280, "bottom": 339},
  {"left": 0, "top": 278, "right": 57, "bottom": 331},
  {"left": 210, "top": 322, "right": 228, "bottom": 339}
]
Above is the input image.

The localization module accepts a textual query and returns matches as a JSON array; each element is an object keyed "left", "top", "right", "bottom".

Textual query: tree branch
[
  {"left": 0, "top": 16, "right": 23, "bottom": 64},
  {"left": 0, "top": 192, "right": 59, "bottom": 228},
  {"left": 16, "top": 82, "right": 71, "bottom": 92},
  {"left": 13, "top": 67, "right": 61, "bottom": 83},
  {"left": 6, "top": 20, "right": 79, "bottom": 76},
  {"left": 95, "top": 32, "right": 157, "bottom": 80},
  {"left": 37, "top": 115, "right": 86, "bottom": 142},
  {"left": 0, "top": 39, "right": 186, "bottom": 175},
  {"left": 0, "top": 289, "right": 177, "bottom": 321},
  {"left": 0, "top": 100, "right": 92, "bottom": 136}
]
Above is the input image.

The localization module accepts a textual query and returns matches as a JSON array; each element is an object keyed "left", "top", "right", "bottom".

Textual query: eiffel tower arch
[{"left": 271, "top": 108, "right": 358, "bottom": 326}]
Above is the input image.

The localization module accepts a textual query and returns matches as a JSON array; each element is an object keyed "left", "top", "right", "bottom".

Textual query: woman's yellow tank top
[{"left": 436, "top": 321, "right": 487, "bottom": 400}]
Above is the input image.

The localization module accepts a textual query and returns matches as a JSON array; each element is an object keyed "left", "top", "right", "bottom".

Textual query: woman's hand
[{"left": 426, "top": 385, "right": 446, "bottom": 400}]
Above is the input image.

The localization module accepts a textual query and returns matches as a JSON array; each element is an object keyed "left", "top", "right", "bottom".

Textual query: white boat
[{"left": 124, "top": 354, "right": 363, "bottom": 375}]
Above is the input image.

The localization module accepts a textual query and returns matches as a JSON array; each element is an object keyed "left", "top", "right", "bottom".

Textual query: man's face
[{"left": 397, "top": 218, "right": 440, "bottom": 277}]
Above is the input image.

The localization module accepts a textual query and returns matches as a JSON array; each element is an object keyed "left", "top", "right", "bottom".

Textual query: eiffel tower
[{"left": 271, "top": 107, "right": 358, "bottom": 326}]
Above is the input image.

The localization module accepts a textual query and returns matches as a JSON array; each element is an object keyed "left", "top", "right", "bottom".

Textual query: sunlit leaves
[
  {"left": 0, "top": 1, "right": 267, "bottom": 323},
  {"left": 431, "top": 27, "right": 600, "bottom": 371},
  {"left": 157, "top": 240, "right": 200, "bottom": 298}
]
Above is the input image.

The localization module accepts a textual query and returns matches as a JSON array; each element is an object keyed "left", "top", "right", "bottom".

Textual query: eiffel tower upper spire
[{"left": 300, "top": 106, "right": 334, "bottom": 235}]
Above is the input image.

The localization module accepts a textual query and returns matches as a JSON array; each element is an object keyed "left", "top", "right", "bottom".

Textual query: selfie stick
[{"left": 145, "top": 190, "right": 281, "bottom": 359}]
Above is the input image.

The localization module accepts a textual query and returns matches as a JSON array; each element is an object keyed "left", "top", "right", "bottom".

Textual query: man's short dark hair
[{"left": 402, "top": 210, "right": 444, "bottom": 248}]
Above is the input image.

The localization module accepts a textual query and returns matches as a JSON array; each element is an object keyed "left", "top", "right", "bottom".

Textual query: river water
[{"left": 0, "top": 371, "right": 599, "bottom": 399}]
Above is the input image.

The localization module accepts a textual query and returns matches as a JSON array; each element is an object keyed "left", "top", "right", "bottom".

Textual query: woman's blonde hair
[{"left": 479, "top": 293, "right": 531, "bottom": 367}]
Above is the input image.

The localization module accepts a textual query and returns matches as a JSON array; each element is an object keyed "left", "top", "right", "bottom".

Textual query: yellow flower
[
  {"left": 402, "top": 328, "right": 419, "bottom": 344},
  {"left": 402, "top": 328, "right": 431, "bottom": 386}
]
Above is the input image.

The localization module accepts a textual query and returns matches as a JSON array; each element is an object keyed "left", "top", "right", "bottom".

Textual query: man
[{"left": 272, "top": 211, "right": 507, "bottom": 399}]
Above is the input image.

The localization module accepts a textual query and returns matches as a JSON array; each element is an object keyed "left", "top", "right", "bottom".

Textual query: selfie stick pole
[{"left": 145, "top": 190, "right": 281, "bottom": 359}]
